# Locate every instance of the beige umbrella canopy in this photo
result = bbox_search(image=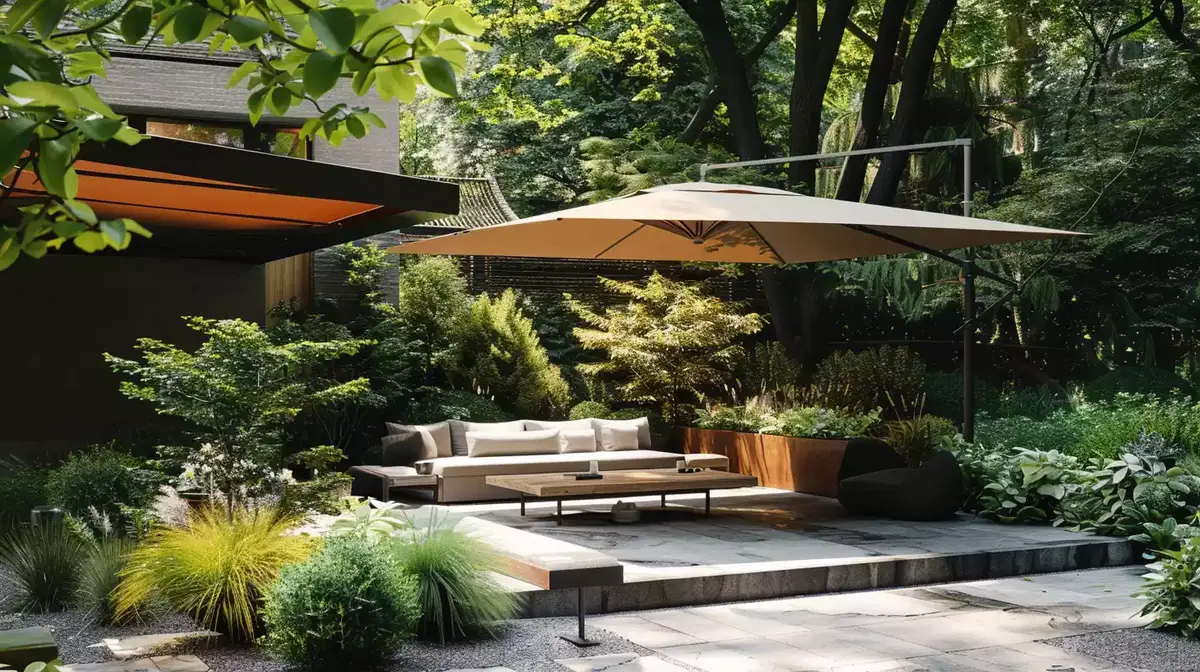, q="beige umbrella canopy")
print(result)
[387,182,1081,264]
